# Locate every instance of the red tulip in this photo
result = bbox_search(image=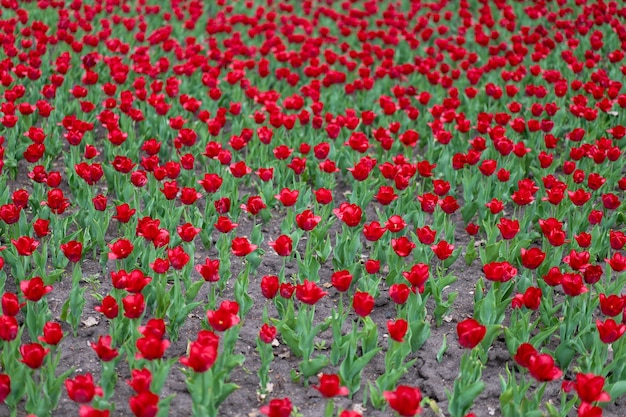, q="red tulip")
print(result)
[513,343,537,368]
[389,284,410,305]
[11,236,39,256]
[384,385,423,417]
[129,391,159,417]
[20,343,49,369]
[295,280,328,305]
[269,235,293,257]
[1,293,24,316]
[214,216,238,233]
[572,373,610,403]
[0,374,10,404]
[167,246,190,270]
[91,335,119,362]
[259,324,277,344]
[352,291,375,317]
[206,300,240,332]
[180,336,218,373]
[122,293,145,319]
[260,275,279,299]
[177,223,201,242]
[387,319,409,342]
[431,240,454,260]
[260,397,292,417]
[457,318,486,349]
[391,236,415,257]
[275,188,299,207]
[599,294,625,317]
[136,336,170,360]
[527,353,563,382]
[520,247,545,269]
[363,221,387,241]
[94,295,119,319]
[312,373,349,398]
[333,202,363,227]
[231,237,257,257]
[295,210,321,231]
[596,319,626,344]
[108,238,134,260]
[0,315,19,341]
[61,240,83,263]
[20,277,52,302]
[331,270,353,292]
[65,373,103,403]
[415,226,436,245]
[0,204,21,224]
[38,321,64,345]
